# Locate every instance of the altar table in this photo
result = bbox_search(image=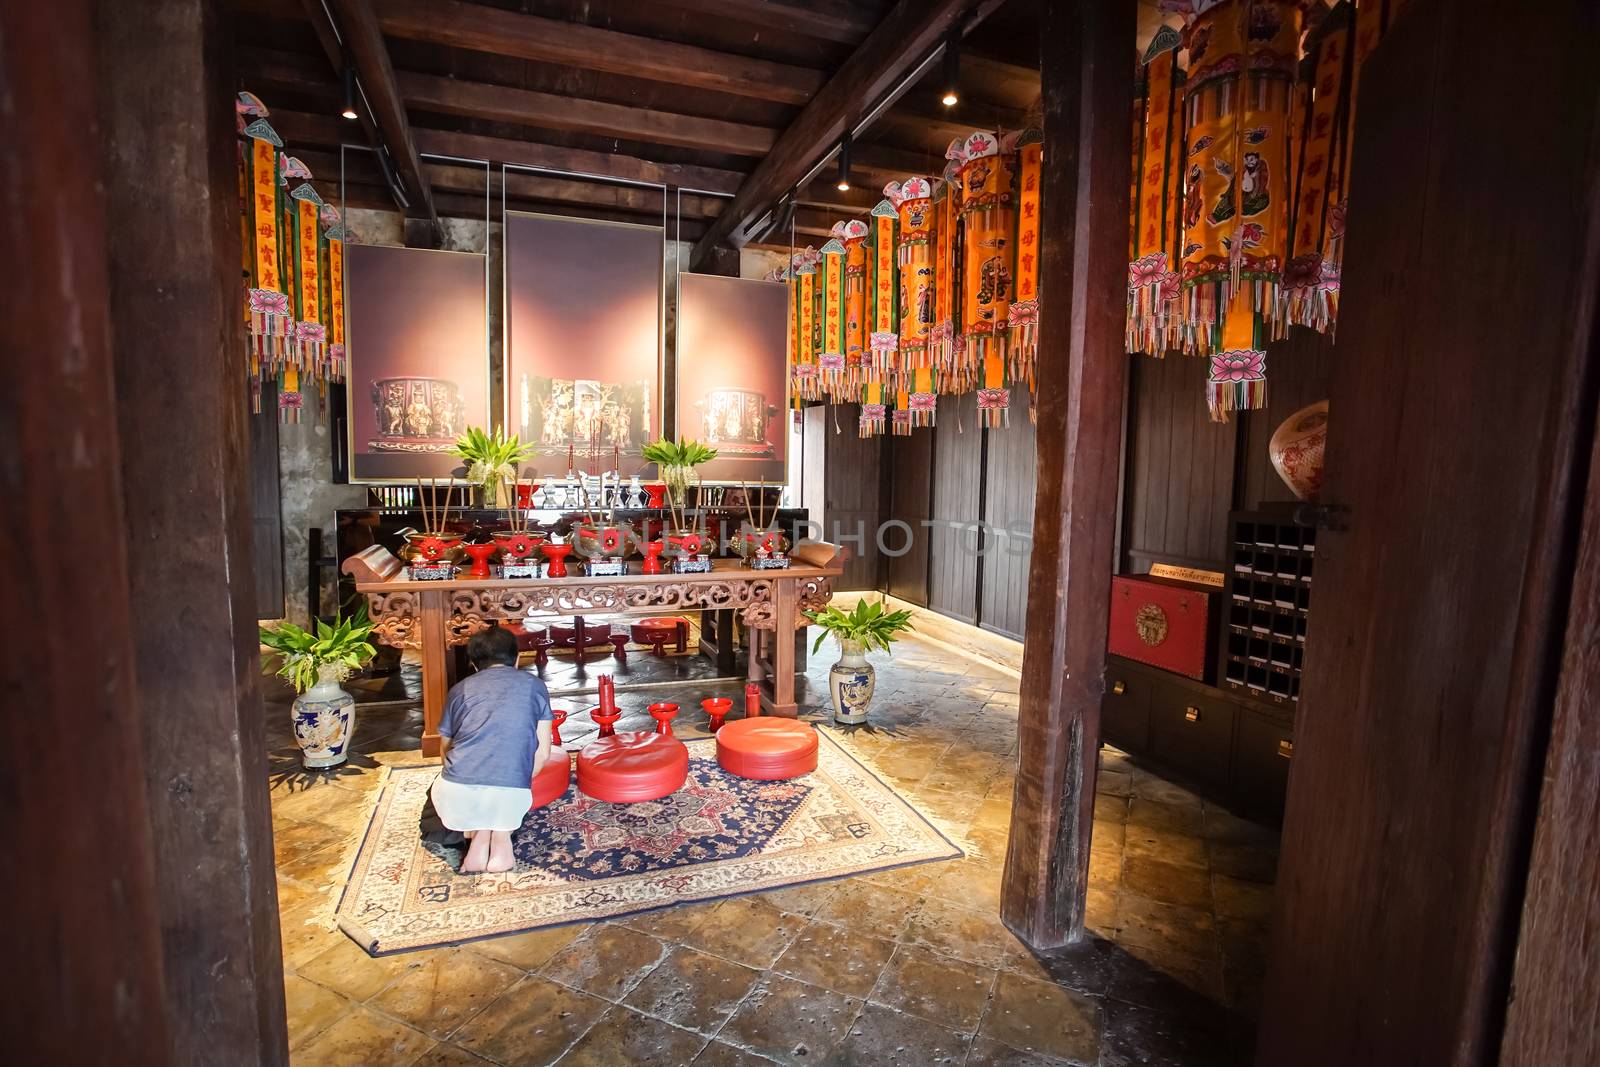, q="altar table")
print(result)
[348,548,841,757]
